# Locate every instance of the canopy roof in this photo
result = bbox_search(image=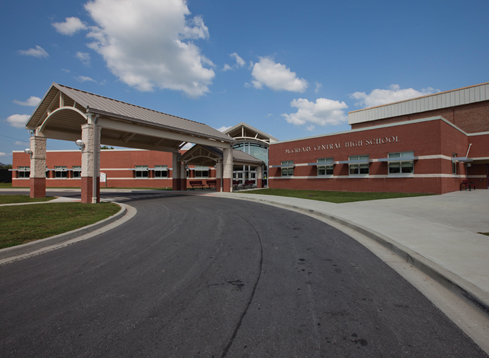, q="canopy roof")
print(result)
[181,144,264,166]
[27,83,234,152]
